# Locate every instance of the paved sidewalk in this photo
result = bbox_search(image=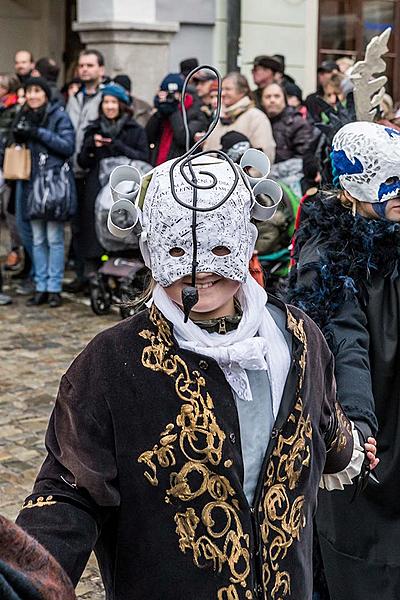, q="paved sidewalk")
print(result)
[0,291,118,599]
